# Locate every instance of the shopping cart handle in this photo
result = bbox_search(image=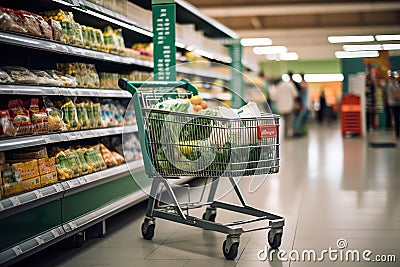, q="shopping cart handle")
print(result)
[118,78,199,96]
